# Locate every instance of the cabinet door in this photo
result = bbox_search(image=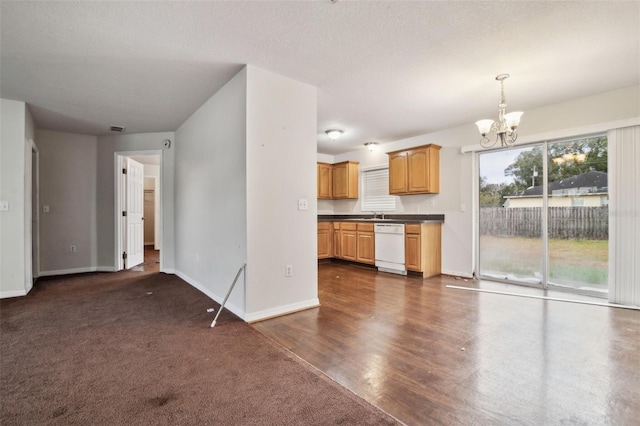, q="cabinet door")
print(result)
[341,230,357,261]
[317,163,333,199]
[405,232,421,272]
[333,225,342,258]
[356,231,375,264]
[407,148,430,193]
[317,224,332,259]
[388,152,408,194]
[332,164,347,198]
[408,146,440,194]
